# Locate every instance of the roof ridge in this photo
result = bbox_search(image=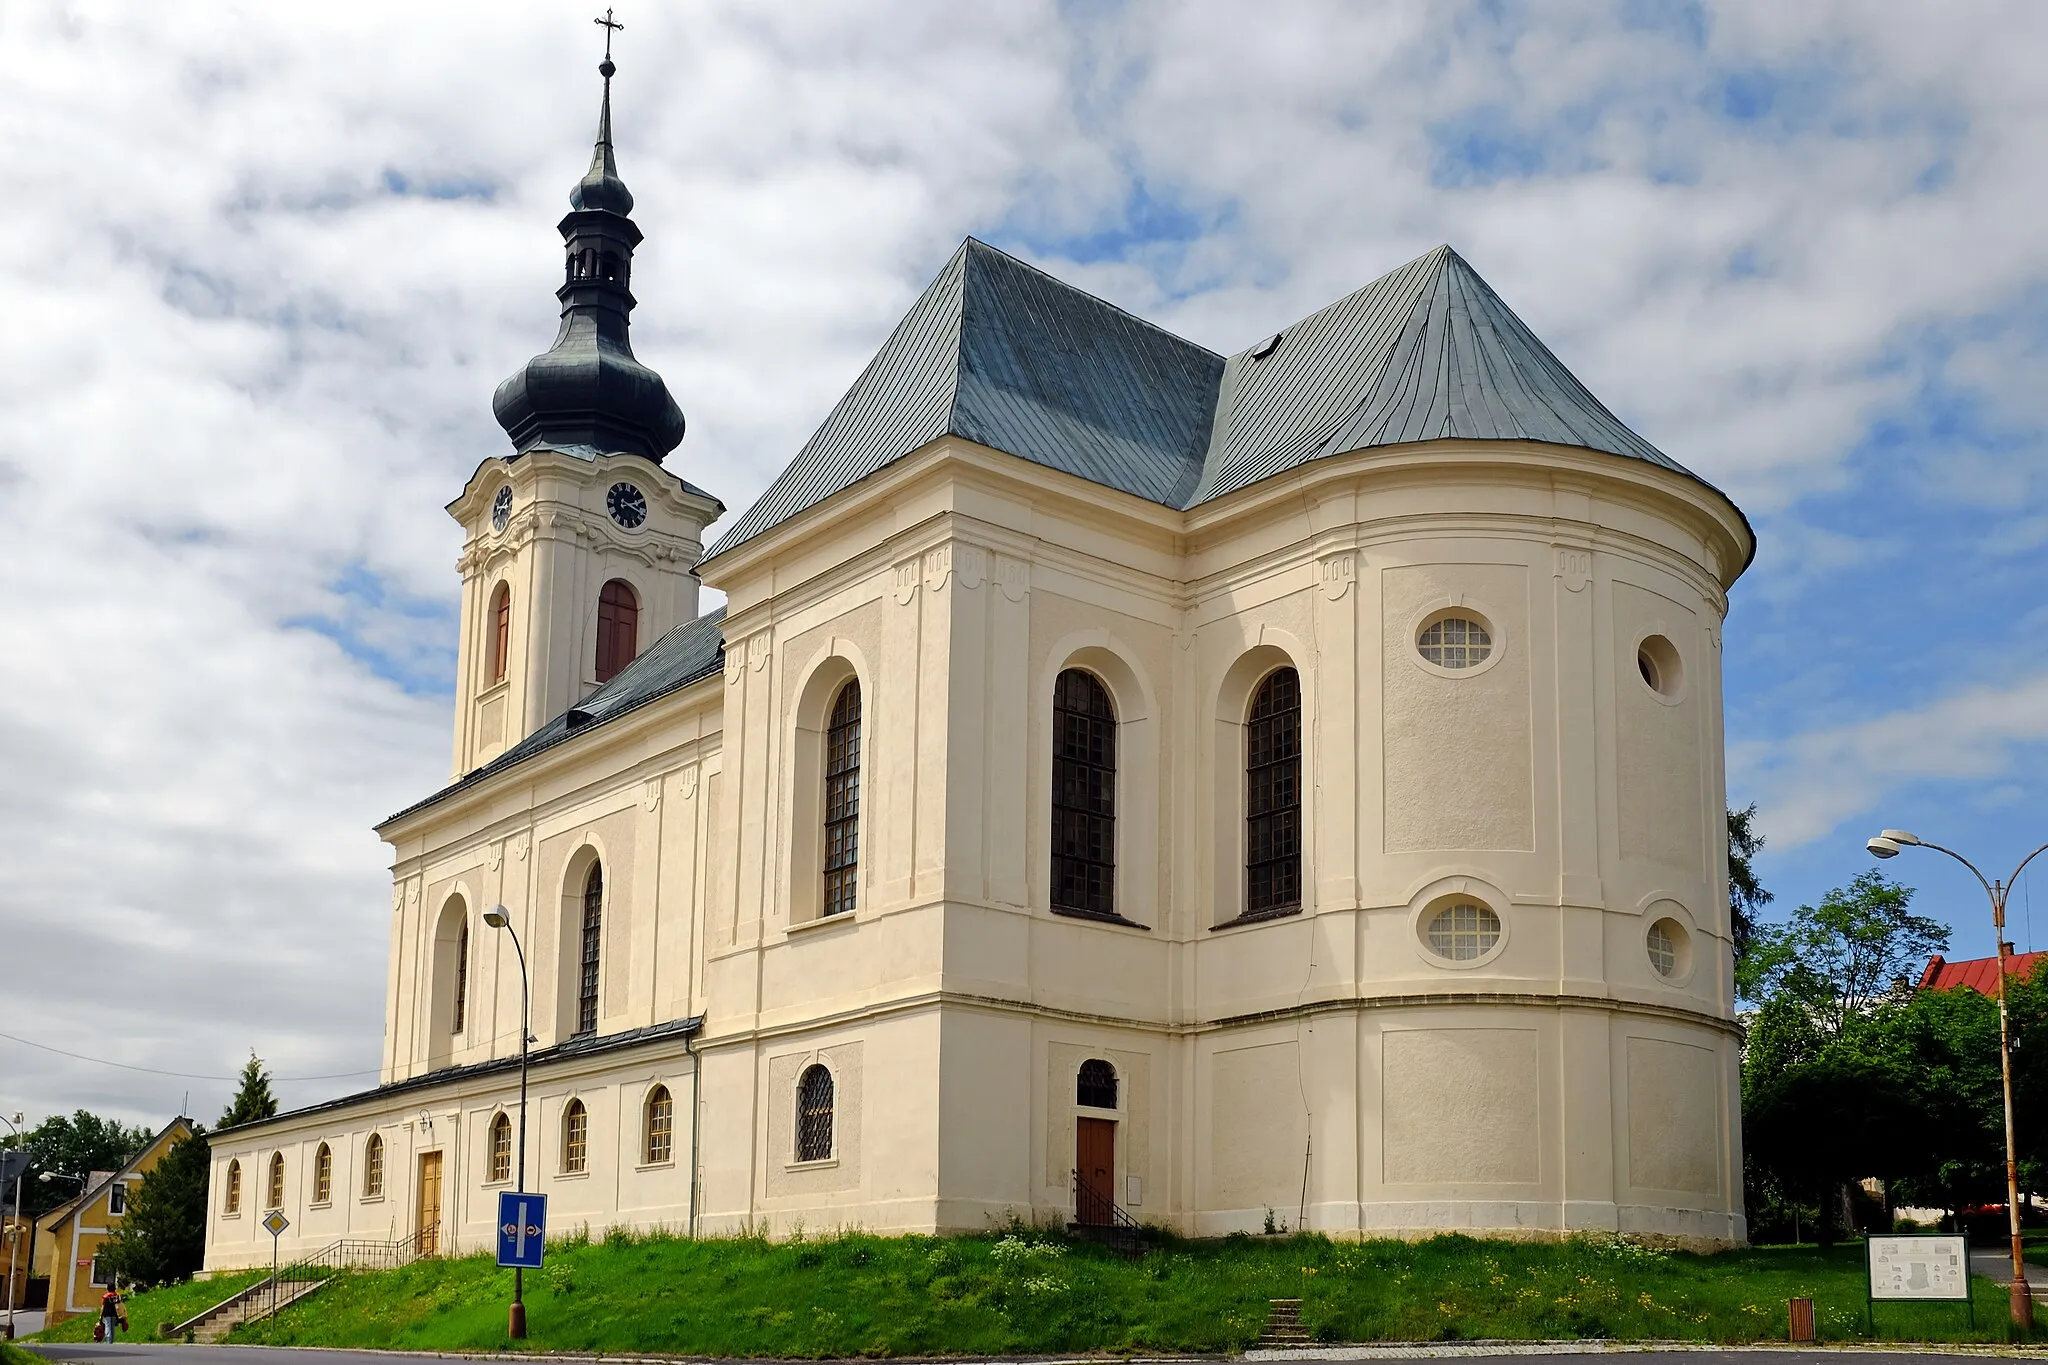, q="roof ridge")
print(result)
[960,236,1220,360]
